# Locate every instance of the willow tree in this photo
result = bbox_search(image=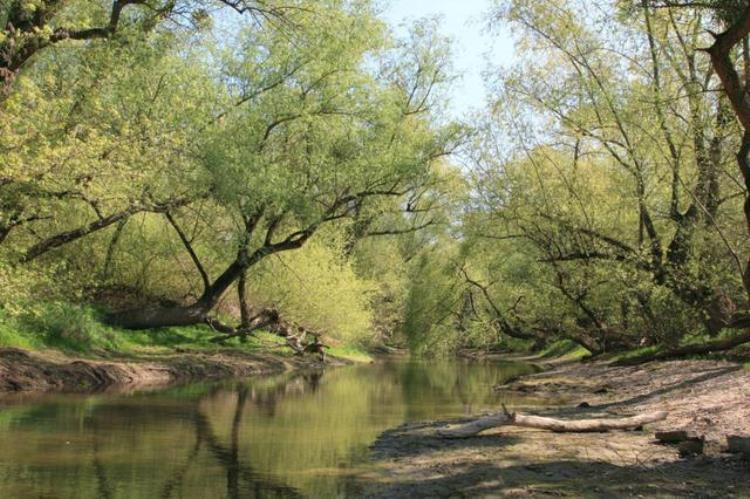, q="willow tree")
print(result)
[109,1,463,329]
[464,0,749,352]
